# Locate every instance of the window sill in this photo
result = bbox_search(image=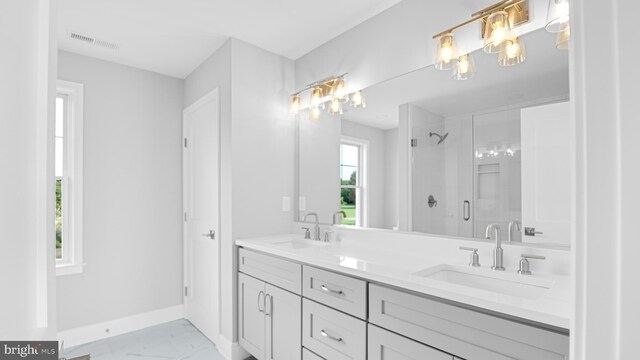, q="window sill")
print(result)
[56,263,84,276]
